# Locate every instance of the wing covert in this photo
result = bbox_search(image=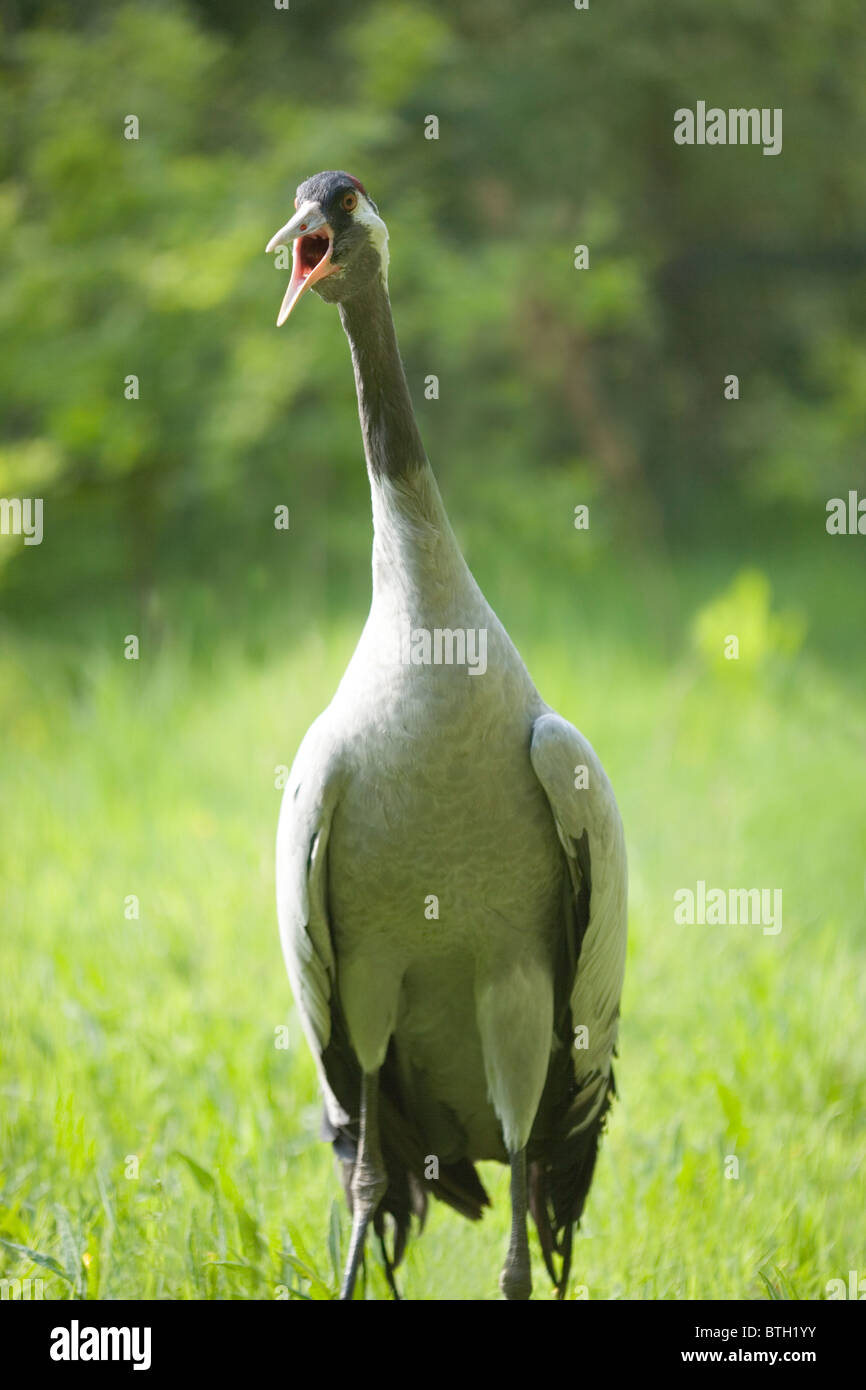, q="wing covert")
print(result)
[530,710,627,1110]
